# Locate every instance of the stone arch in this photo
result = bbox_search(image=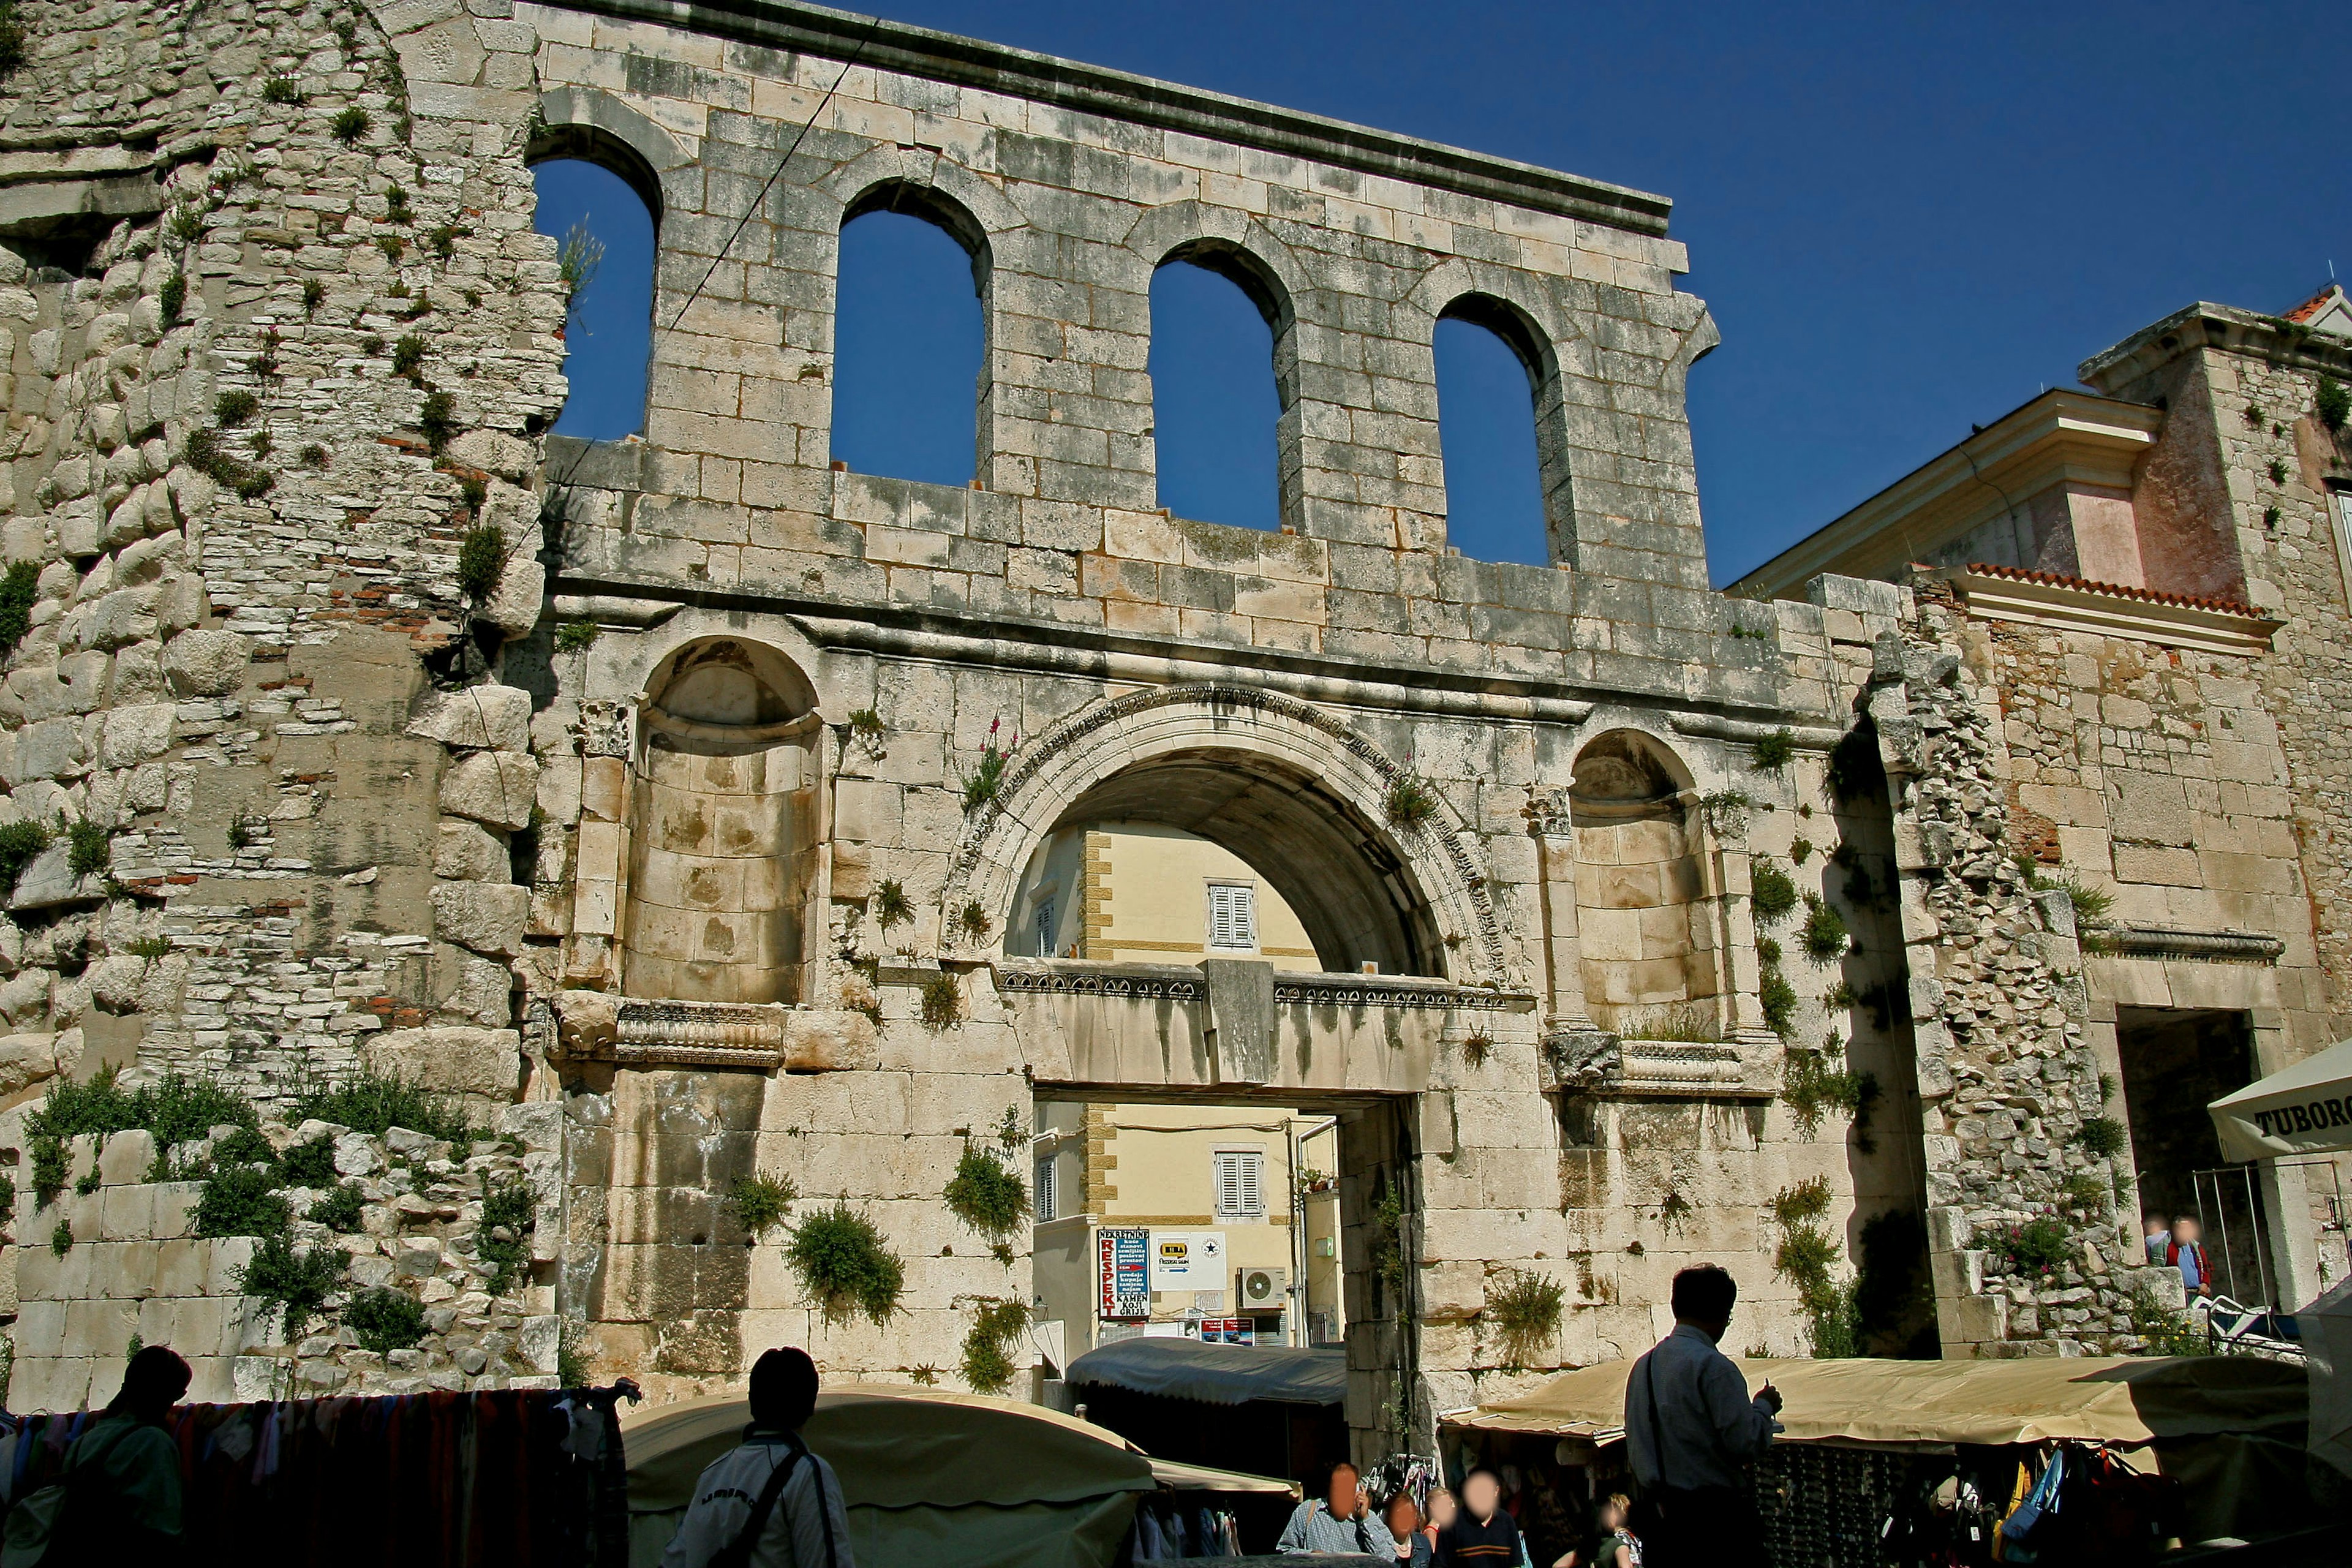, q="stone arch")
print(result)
[816,144,1029,244]
[618,636,825,1007]
[530,87,696,222]
[941,685,1505,982]
[1566,727,1732,1038]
